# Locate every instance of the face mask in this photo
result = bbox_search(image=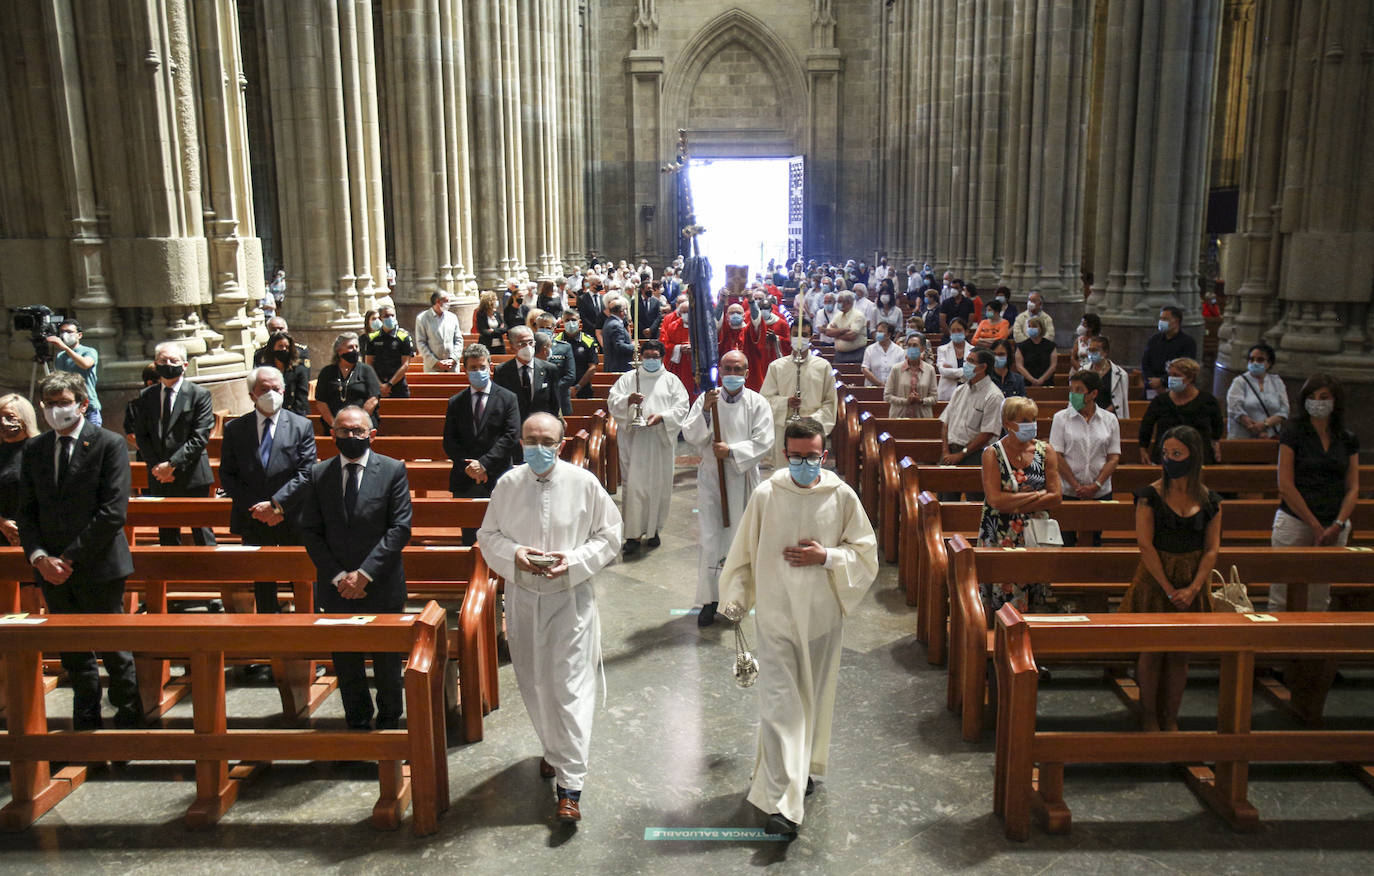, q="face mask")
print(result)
[994,355,1007,369]
[1075,325,1088,337]
[927,300,938,310]
[880,296,891,305]
[1069,392,1086,411]
[1305,398,1334,419]
[788,457,822,487]
[985,310,995,321]
[1162,456,1192,479]
[1157,319,1171,332]
[43,404,81,432]
[823,303,835,313]
[255,390,283,416]
[61,332,79,347]
[156,362,184,381]
[468,367,491,389]
[1014,422,1037,442]
[1247,361,1267,376]
[1027,303,1040,313]
[875,332,887,344]
[273,349,292,365]
[523,444,559,475]
[906,347,923,361]
[516,345,534,363]
[962,361,976,380]
[370,319,382,332]
[641,357,662,373]
[794,338,811,354]
[564,321,580,335]
[1167,375,1185,392]
[340,350,359,365]
[721,375,746,392]
[382,317,397,331]
[729,314,744,329]
[949,332,965,344]
[336,434,371,460]
[1085,351,1102,364]
[1027,327,1041,339]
